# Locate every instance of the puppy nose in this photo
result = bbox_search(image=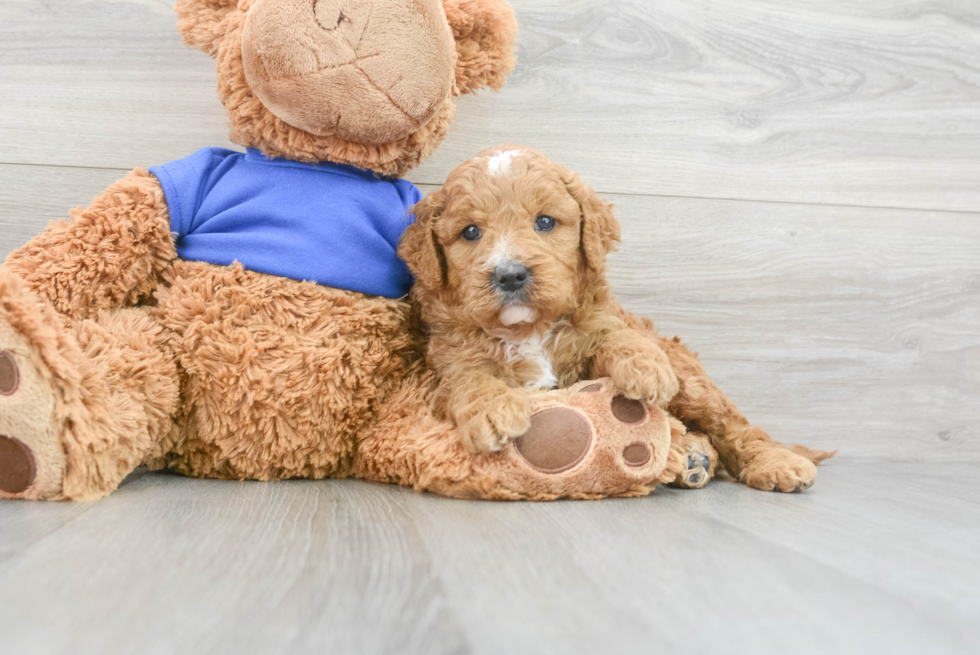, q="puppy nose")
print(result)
[494,262,530,292]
